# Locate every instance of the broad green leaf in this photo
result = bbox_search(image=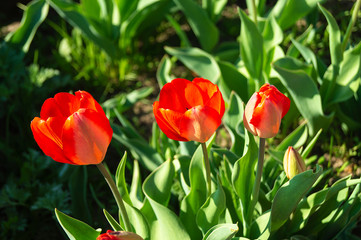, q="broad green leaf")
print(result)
[143,160,190,240]
[196,178,227,235]
[173,0,219,51]
[318,4,342,66]
[69,166,91,224]
[202,0,227,22]
[218,61,249,103]
[55,208,99,240]
[290,38,319,78]
[180,138,215,240]
[231,132,258,230]
[103,209,123,231]
[270,165,322,232]
[276,123,308,151]
[115,152,132,205]
[250,211,270,239]
[165,47,221,83]
[239,9,263,83]
[202,223,239,240]
[125,202,150,239]
[129,160,144,209]
[156,55,173,88]
[115,0,139,20]
[6,0,49,53]
[286,26,316,58]
[301,128,323,159]
[327,42,361,105]
[287,176,361,233]
[273,57,333,135]
[48,0,118,58]
[166,14,191,48]
[270,0,324,30]
[223,92,245,157]
[262,16,283,52]
[213,41,240,63]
